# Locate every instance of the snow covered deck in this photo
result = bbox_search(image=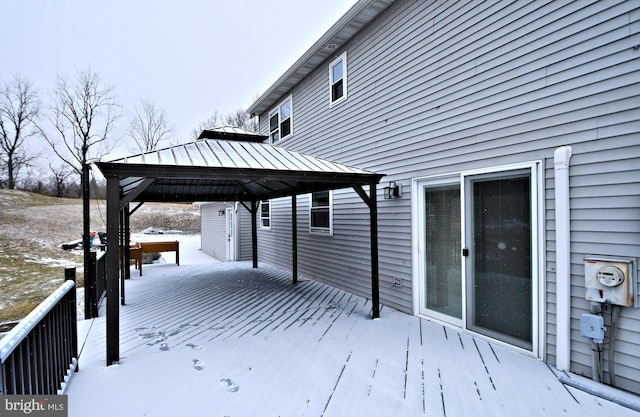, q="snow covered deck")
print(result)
[67,236,639,417]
